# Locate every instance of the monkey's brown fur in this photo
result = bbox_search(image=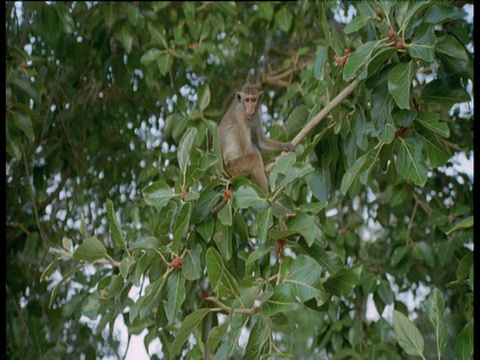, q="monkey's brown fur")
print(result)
[219,84,295,194]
